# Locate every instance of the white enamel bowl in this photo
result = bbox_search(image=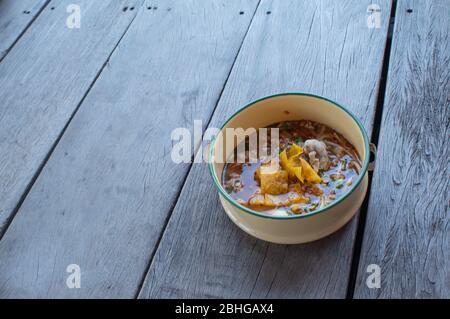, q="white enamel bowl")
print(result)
[208,93,370,244]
